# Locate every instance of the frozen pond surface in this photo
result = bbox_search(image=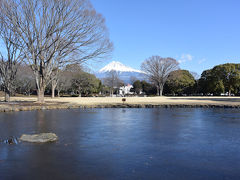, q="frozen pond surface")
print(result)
[0,108,240,180]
